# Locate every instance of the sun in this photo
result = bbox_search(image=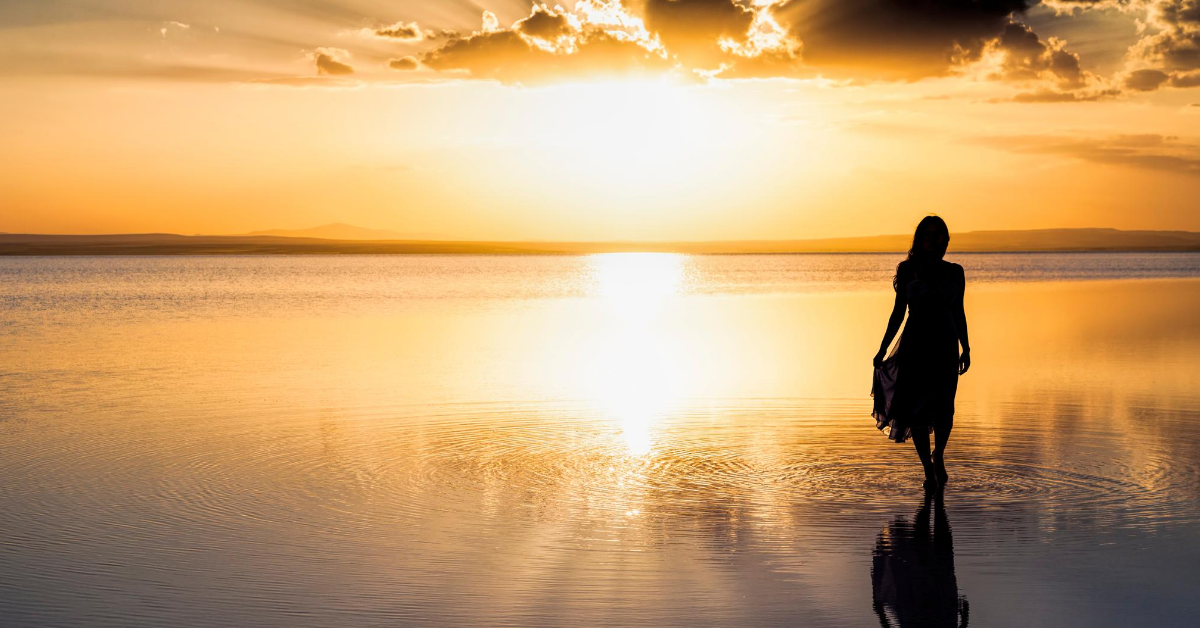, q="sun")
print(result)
[518,79,739,197]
